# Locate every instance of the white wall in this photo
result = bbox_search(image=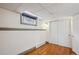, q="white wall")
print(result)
[0,8,43,29]
[72,15,79,54]
[0,8,47,55]
[0,31,47,55]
